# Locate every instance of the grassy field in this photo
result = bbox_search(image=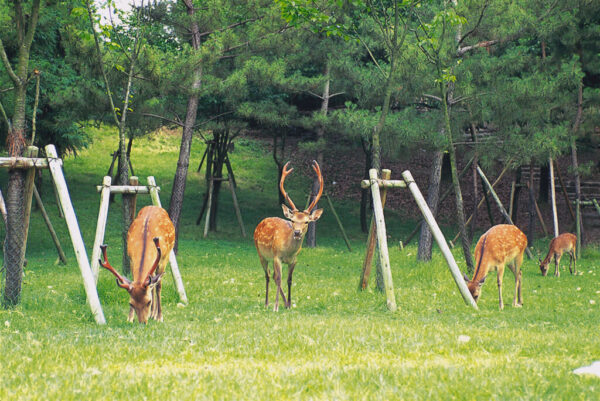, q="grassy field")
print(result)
[0,128,599,400]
